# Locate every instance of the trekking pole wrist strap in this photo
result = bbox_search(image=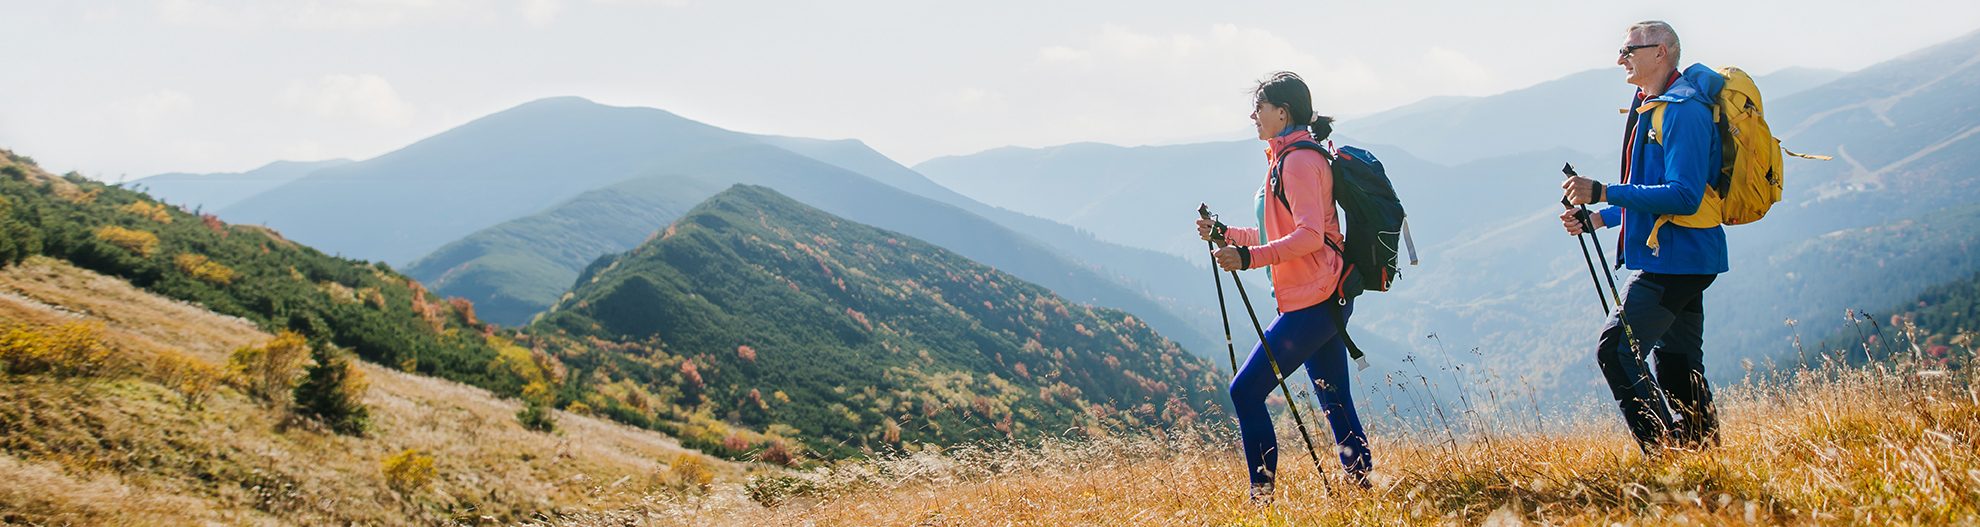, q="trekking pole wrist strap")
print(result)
[1235,246,1252,270]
